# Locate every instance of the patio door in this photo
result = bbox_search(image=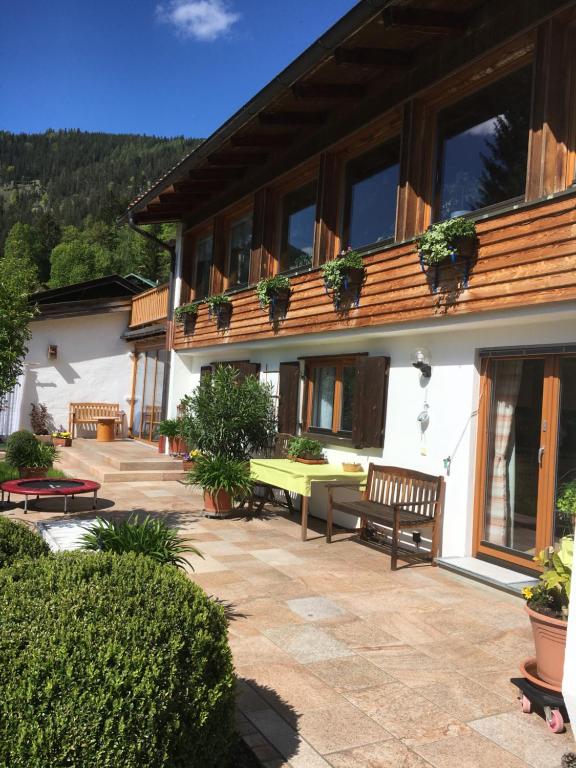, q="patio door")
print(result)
[130,348,167,443]
[474,353,576,571]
